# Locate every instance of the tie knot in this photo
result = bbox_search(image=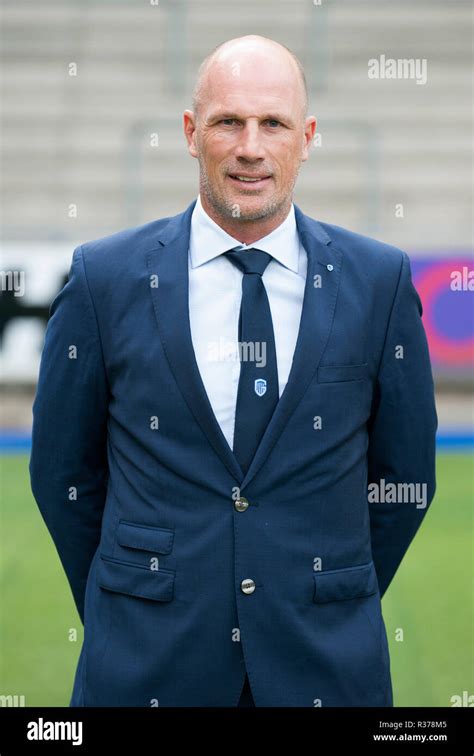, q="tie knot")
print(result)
[224,247,272,276]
